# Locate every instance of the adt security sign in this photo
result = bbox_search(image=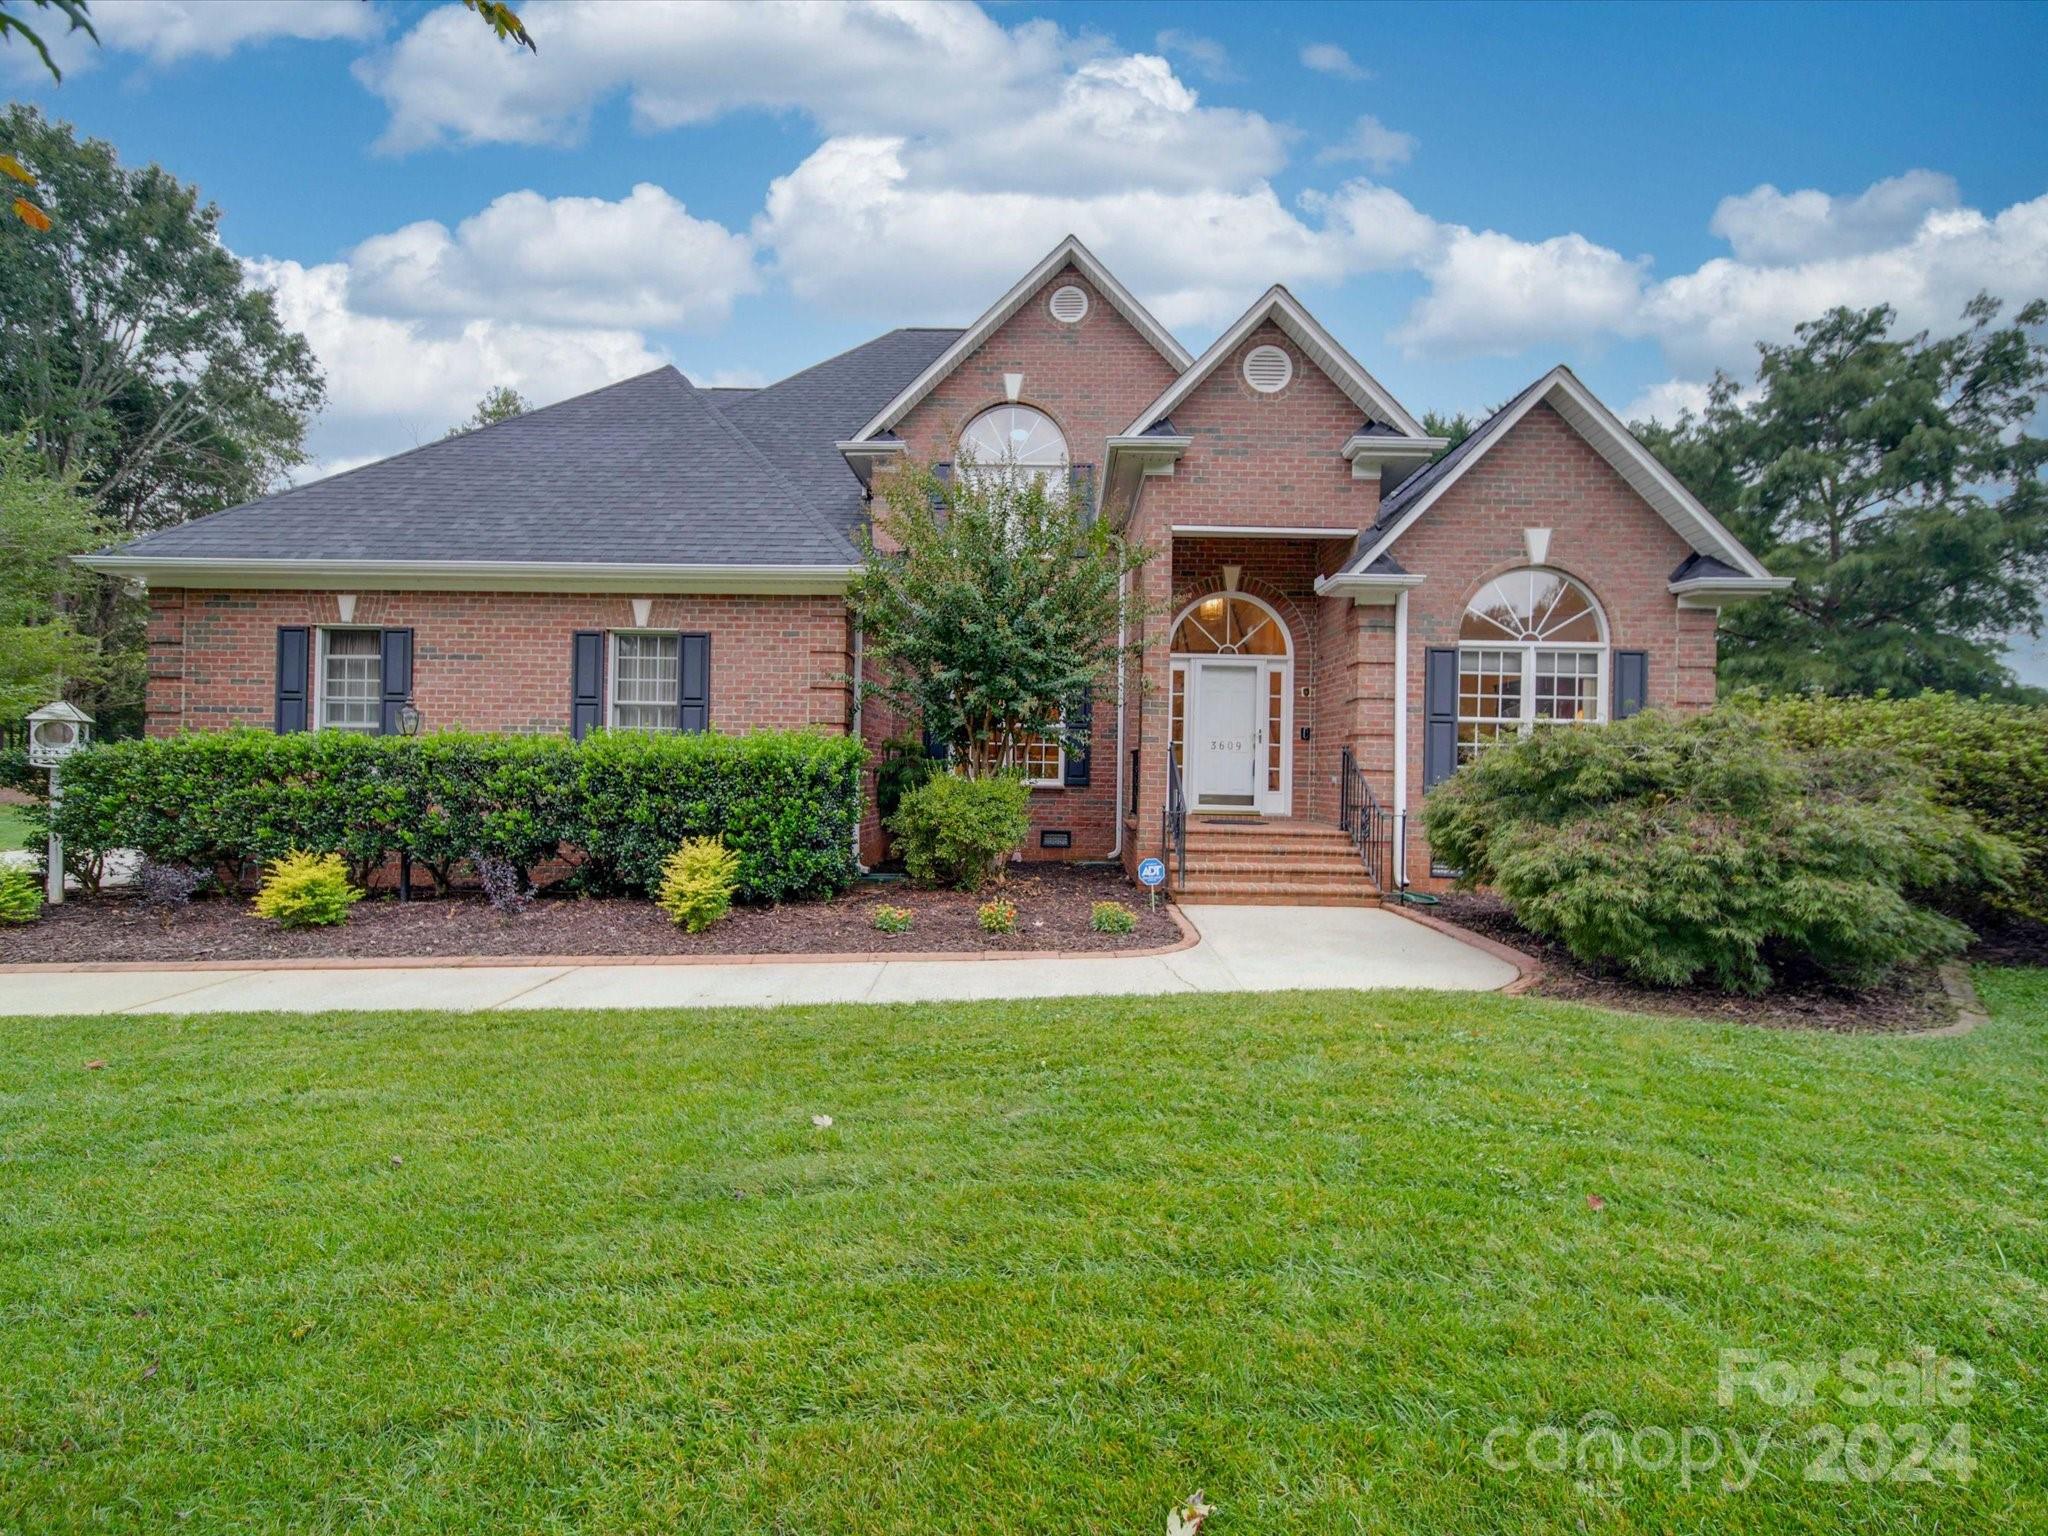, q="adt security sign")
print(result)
[1137,857,1167,888]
